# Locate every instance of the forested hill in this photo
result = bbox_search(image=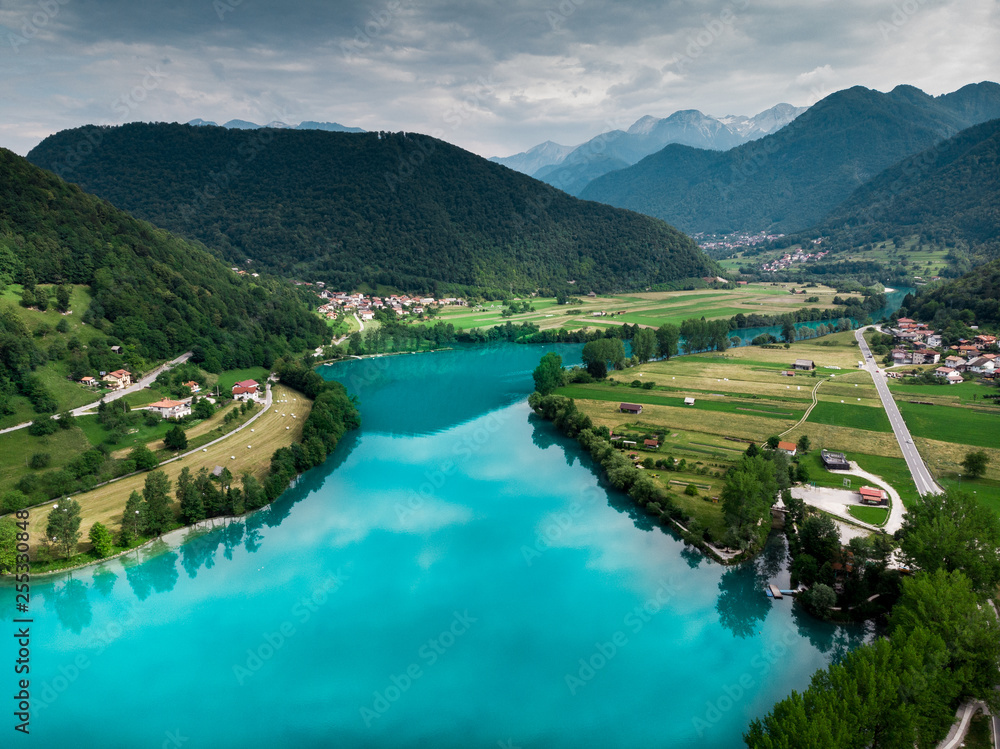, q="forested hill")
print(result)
[902,258,1000,328]
[579,82,1000,235]
[26,124,717,295]
[814,118,1000,260]
[0,147,327,368]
